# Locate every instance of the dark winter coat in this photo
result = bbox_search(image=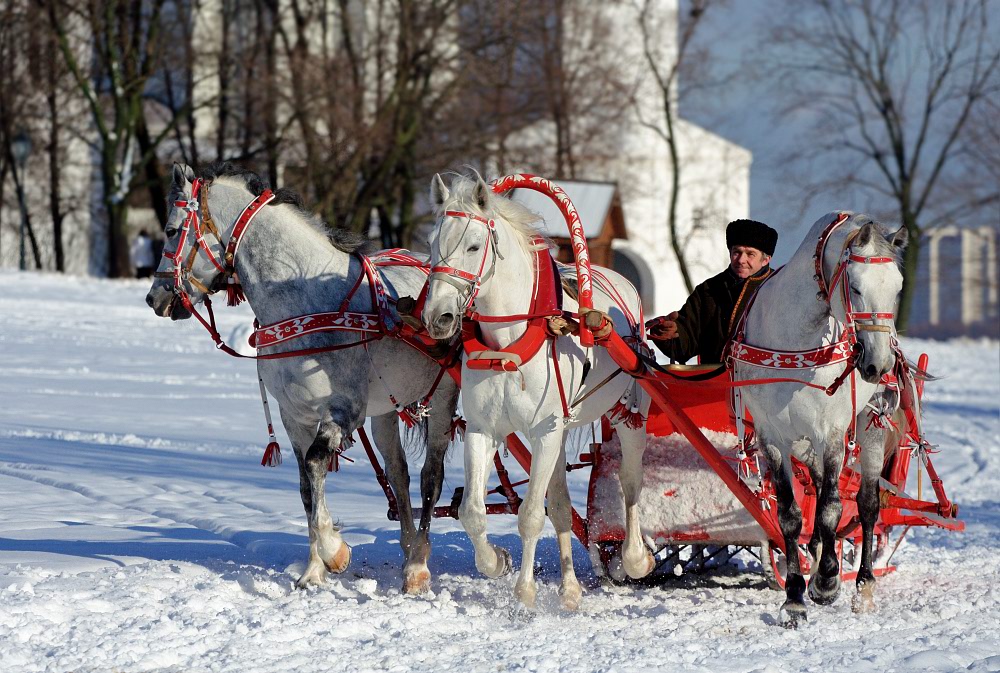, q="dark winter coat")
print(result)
[652,265,773,364]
